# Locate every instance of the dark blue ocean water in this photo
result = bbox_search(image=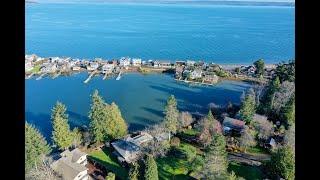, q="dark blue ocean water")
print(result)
[25,73,251,139]
[26,3,294,64]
